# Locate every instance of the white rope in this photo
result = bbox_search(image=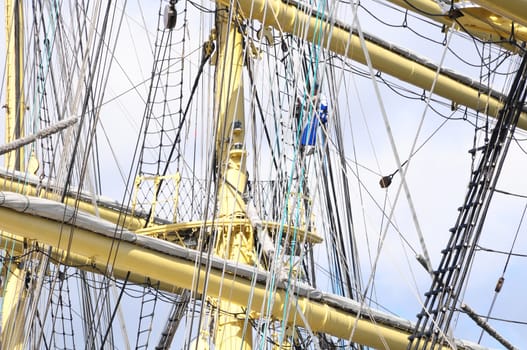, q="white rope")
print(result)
[348,15,458,348]
[0,116,78,155]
